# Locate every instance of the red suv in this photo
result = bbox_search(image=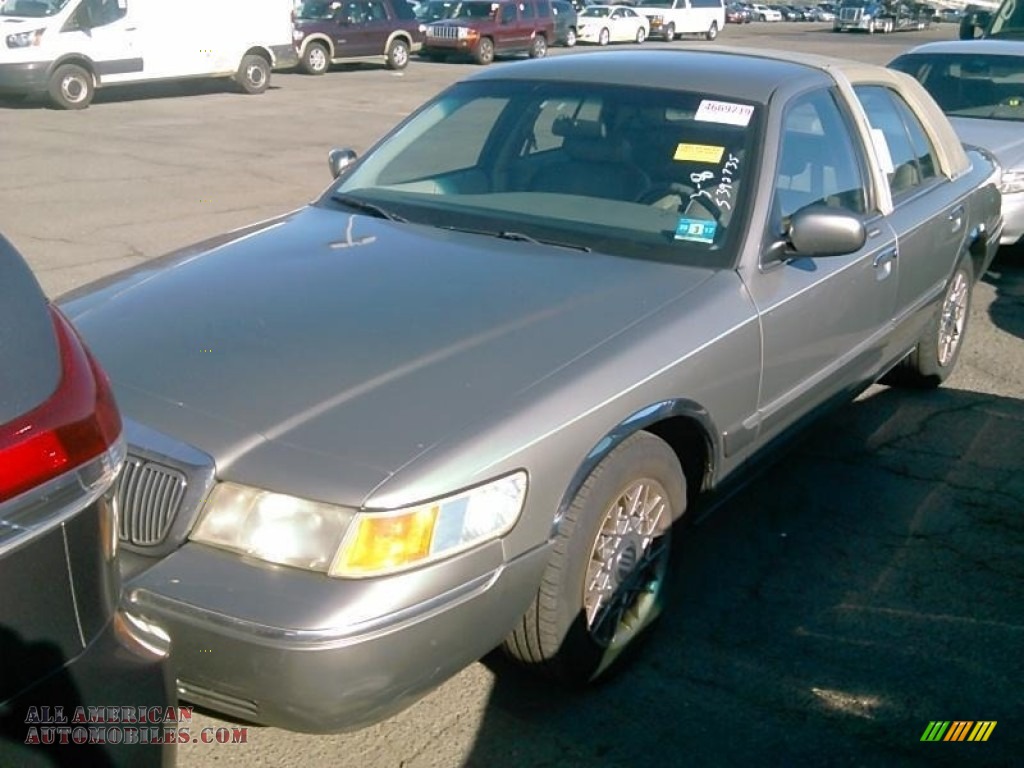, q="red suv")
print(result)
[421,0,555,64]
